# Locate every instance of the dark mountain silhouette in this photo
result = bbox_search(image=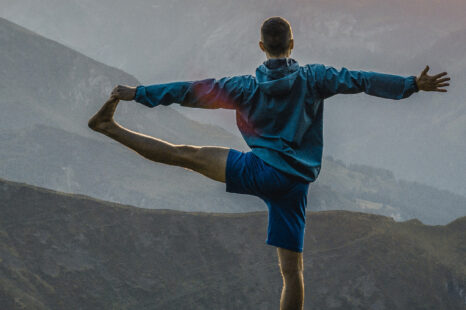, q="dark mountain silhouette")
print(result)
[1,178,465,309]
